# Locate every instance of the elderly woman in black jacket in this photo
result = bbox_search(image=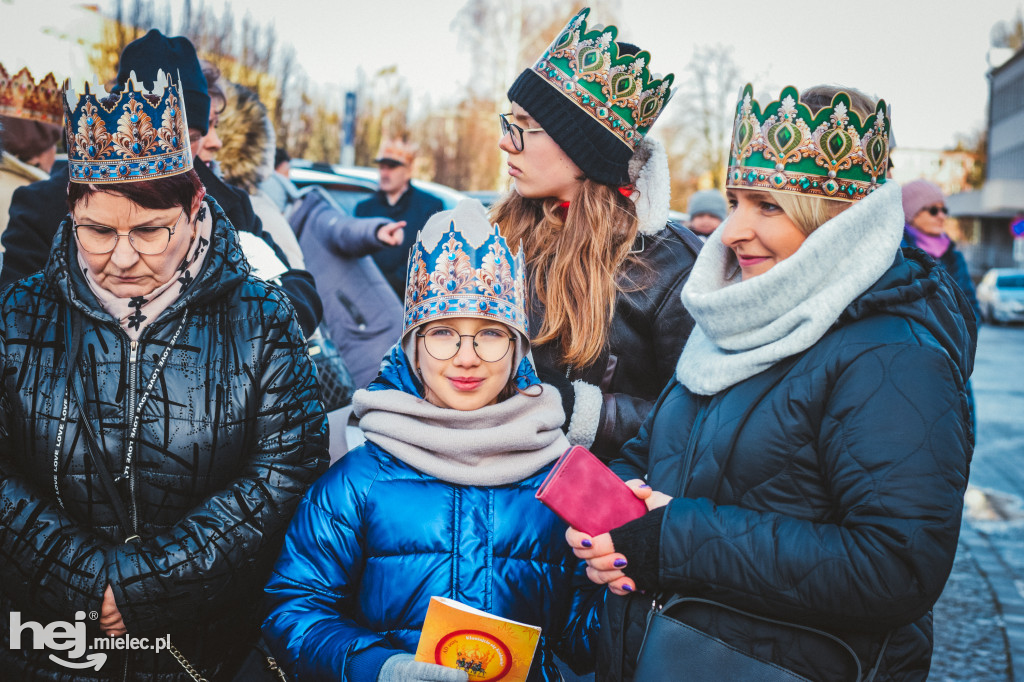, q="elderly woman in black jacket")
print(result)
[0,71,327,681]
[569,84,976,681]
